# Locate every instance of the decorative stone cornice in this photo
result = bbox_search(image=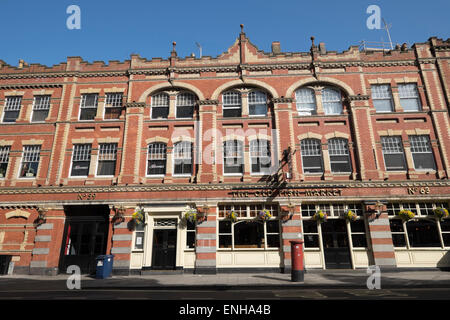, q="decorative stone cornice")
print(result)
[348,95,370,101]
[124,102,146,108]
[0,84,63,90]
[198,99,219,105]
[272,97,294,103]
[0,180,448,196]
[434,45,450,52]
[128,68,167,76]
[0,71,128,80]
